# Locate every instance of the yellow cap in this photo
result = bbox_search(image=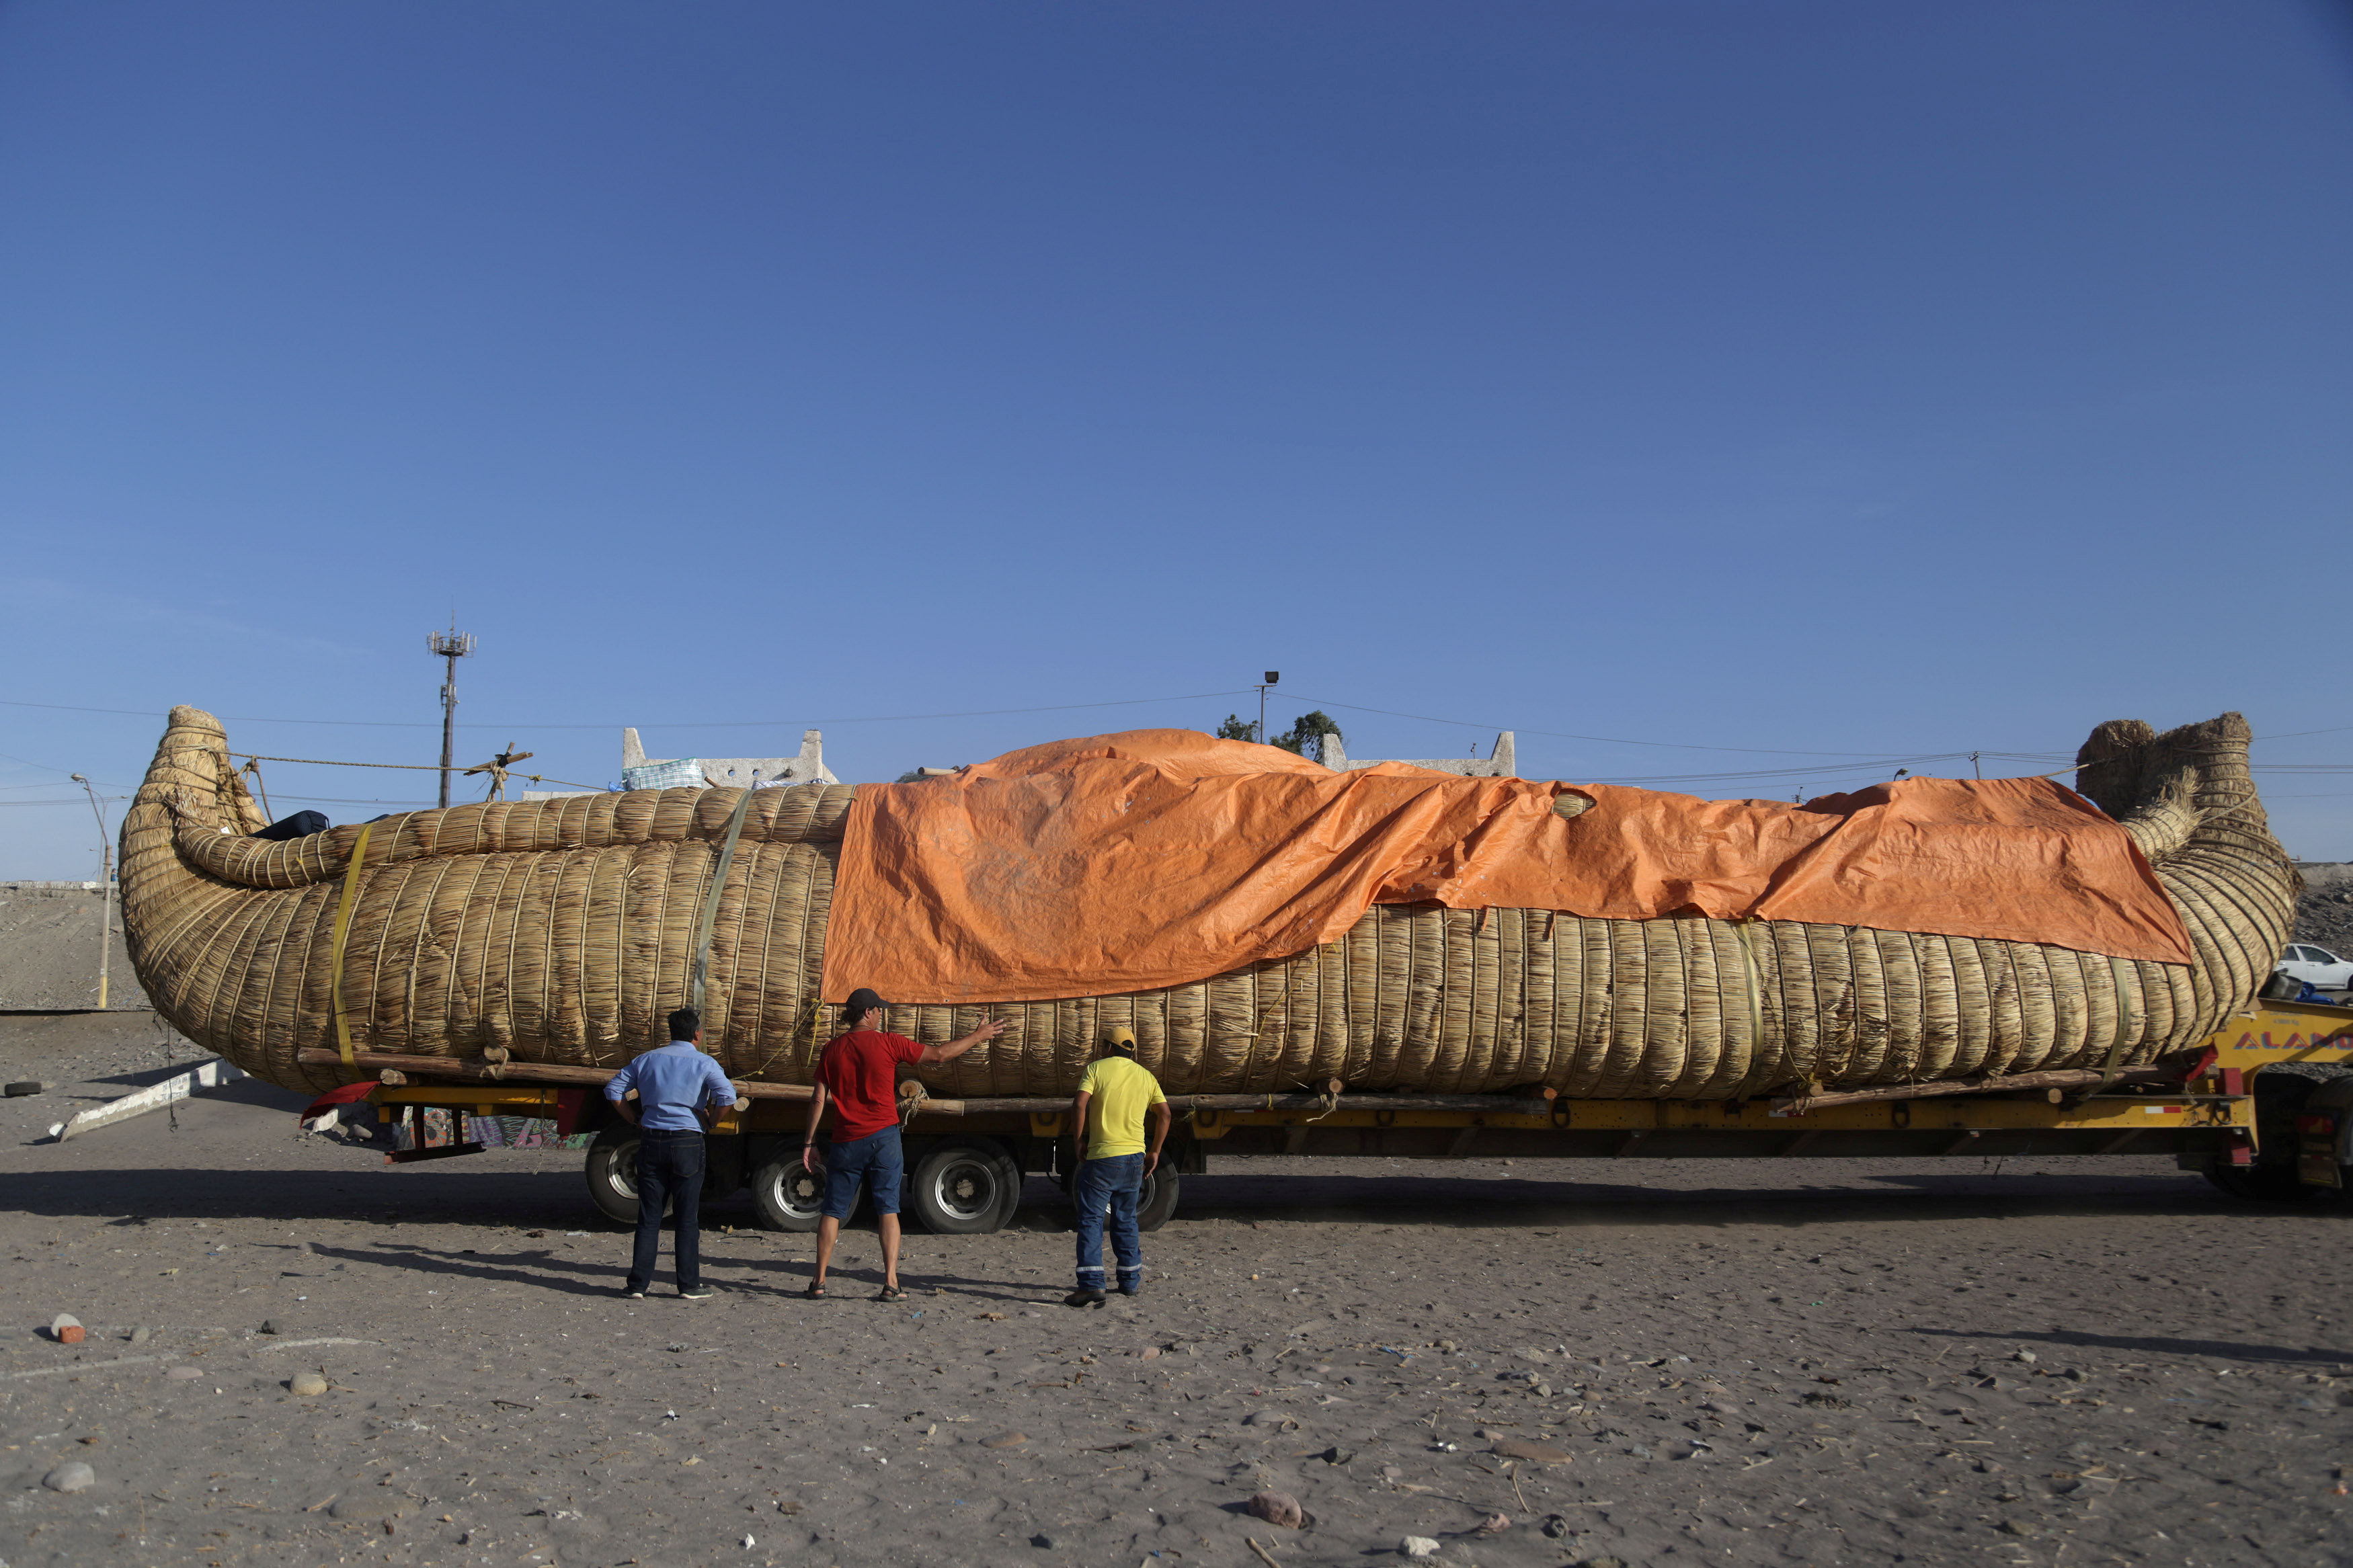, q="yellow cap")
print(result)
[1103,1026,1138,1052]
